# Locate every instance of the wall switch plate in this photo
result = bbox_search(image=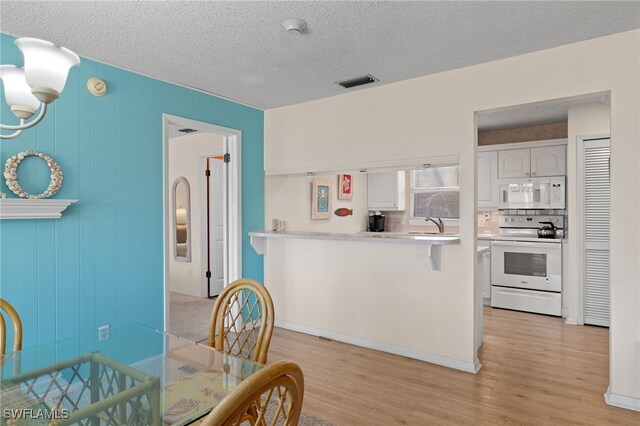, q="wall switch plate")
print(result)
[98,325,110,341]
